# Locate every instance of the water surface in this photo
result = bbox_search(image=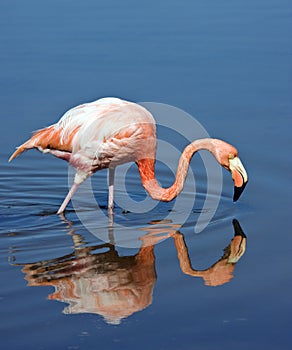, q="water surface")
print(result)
[0,1,291,349]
